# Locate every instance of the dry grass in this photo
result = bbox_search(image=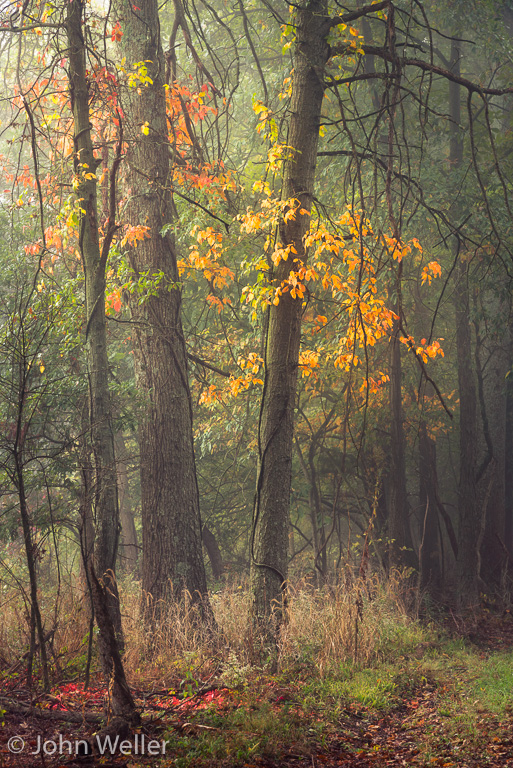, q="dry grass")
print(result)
[0,575,91,674]
[119,569,427,685]
[280,571,427,674]
[0,568,430,687]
